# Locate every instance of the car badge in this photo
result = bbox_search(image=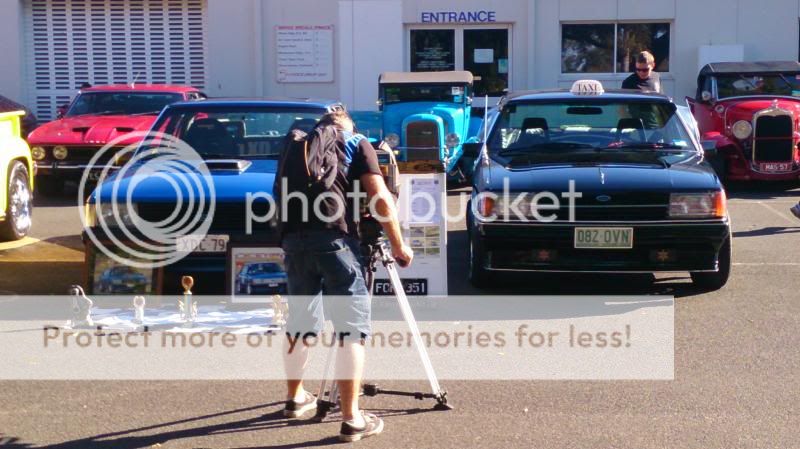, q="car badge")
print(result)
[596,195,611,203]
